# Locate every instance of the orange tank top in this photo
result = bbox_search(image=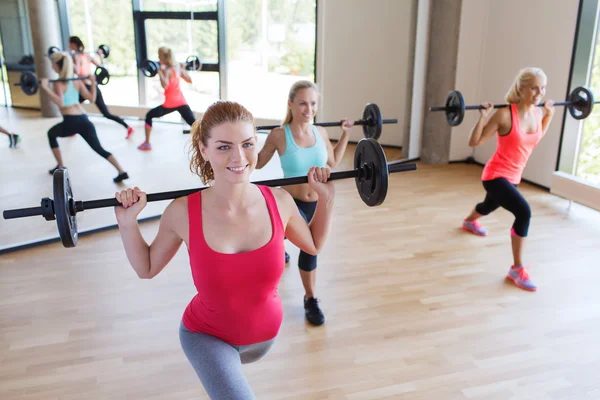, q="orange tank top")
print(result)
[74,53,91,77]
[163,67,188,108]
[481,103,543,184]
